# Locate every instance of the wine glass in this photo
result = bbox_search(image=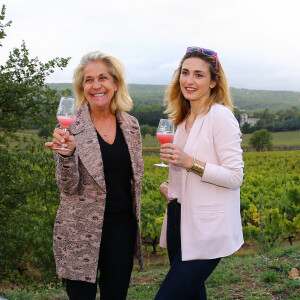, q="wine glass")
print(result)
[53,97,76,151]
[154,119,175,167]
